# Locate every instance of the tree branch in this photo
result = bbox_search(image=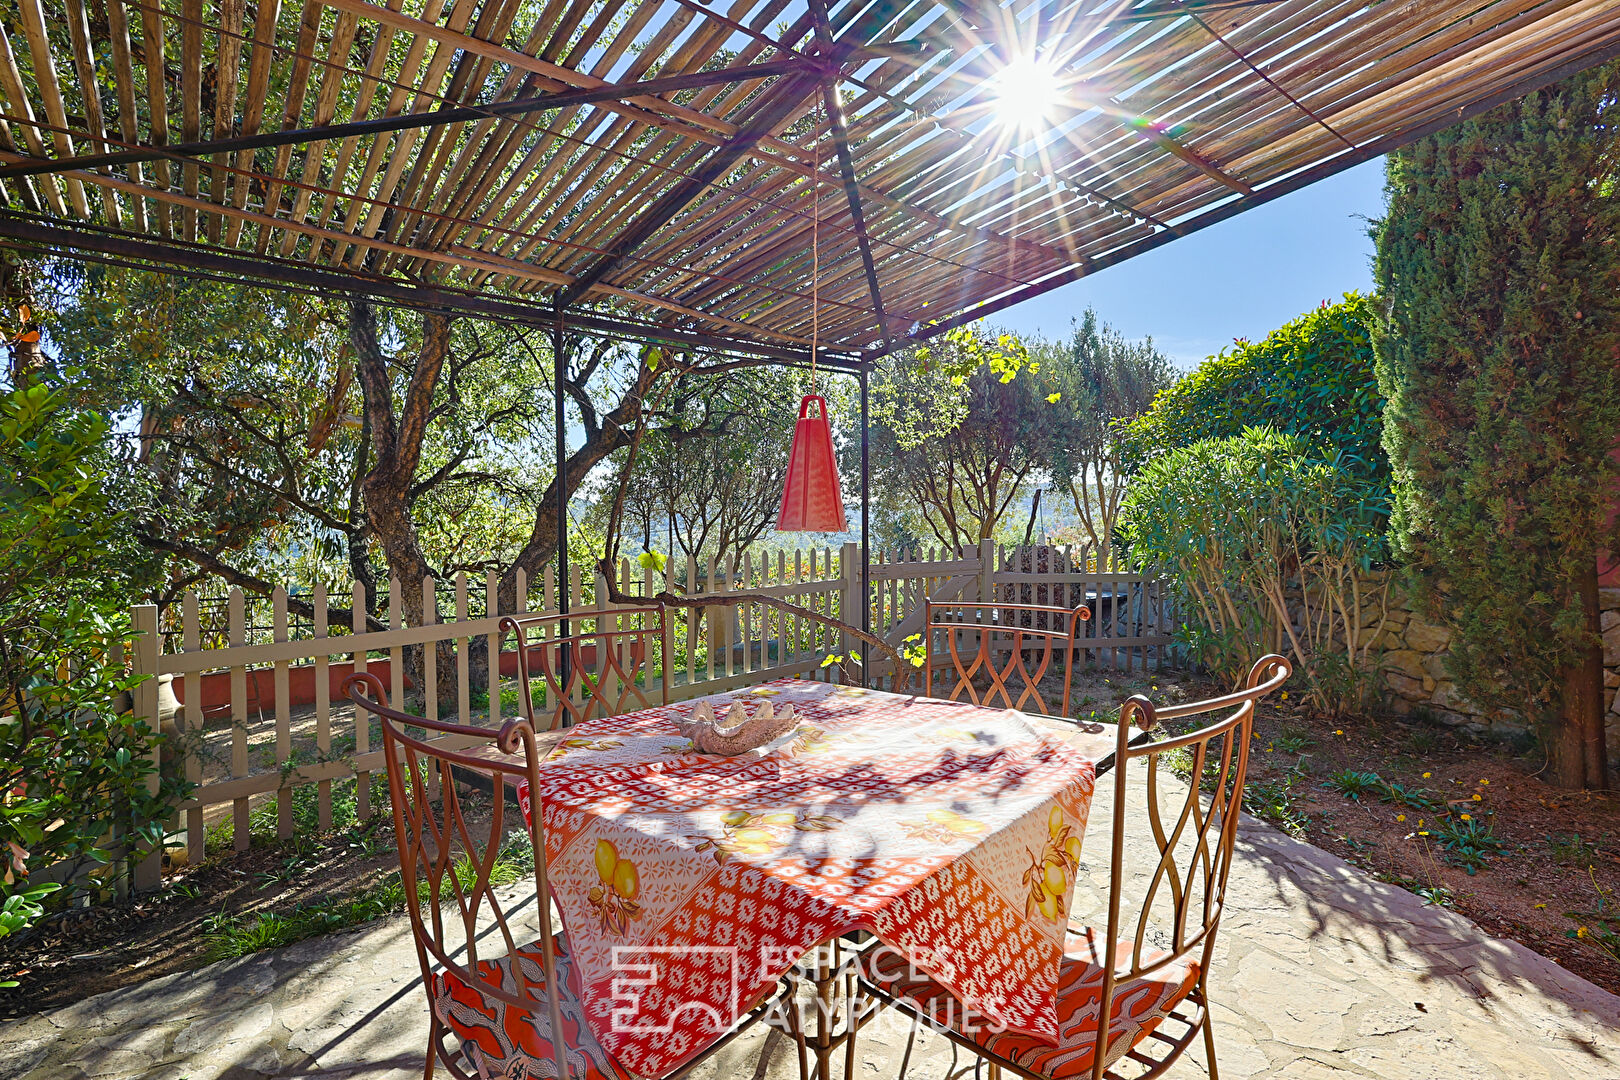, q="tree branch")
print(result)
[138,529,386,631]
